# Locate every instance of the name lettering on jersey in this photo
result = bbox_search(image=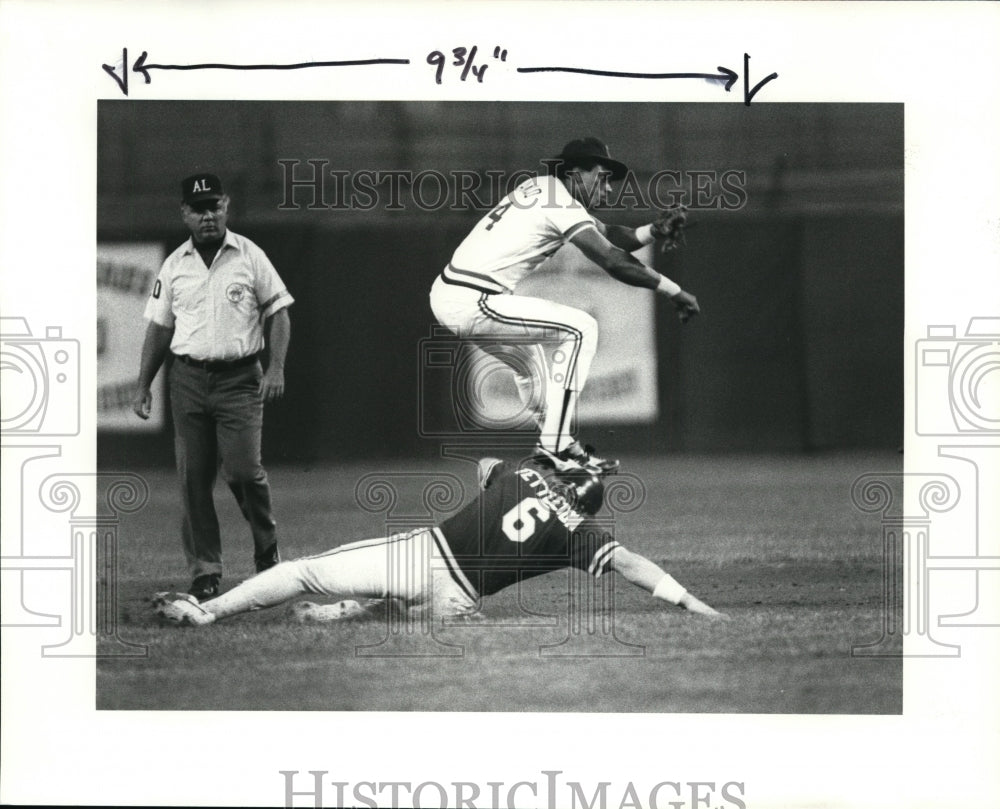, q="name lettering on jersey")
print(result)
[509,178,546,210]
[516,468,584,531]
